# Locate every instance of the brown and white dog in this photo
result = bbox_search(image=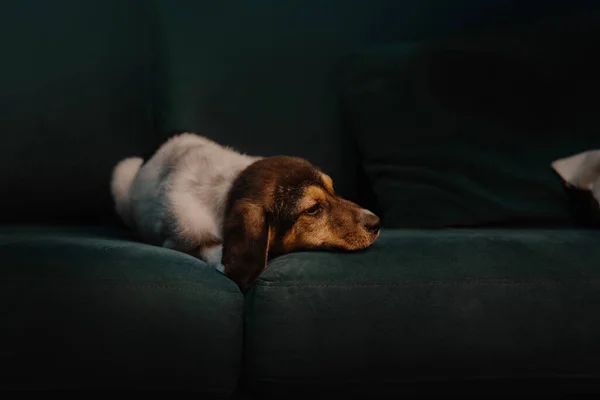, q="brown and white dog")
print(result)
[110,133,380,290]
